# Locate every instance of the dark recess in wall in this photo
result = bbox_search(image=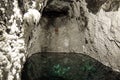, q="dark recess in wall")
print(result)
[21,52,120,80]
[42,9,69,18]
[85,0,107,14]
